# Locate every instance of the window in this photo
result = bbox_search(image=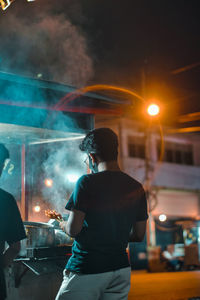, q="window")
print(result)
[158,141,194,165]
[128,136,145,159]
